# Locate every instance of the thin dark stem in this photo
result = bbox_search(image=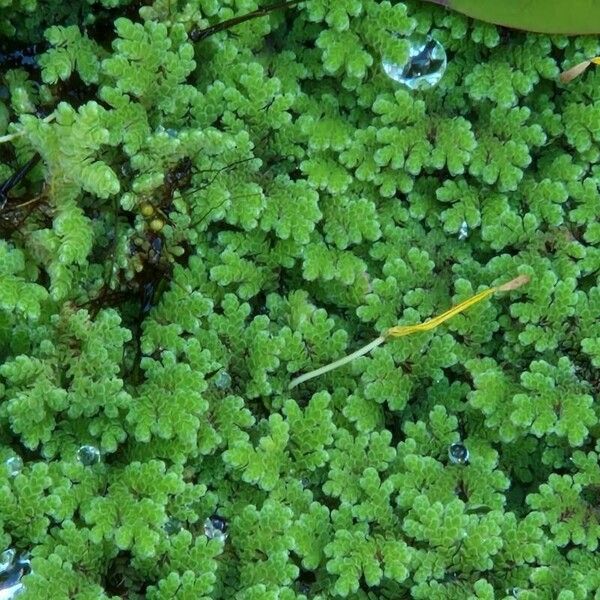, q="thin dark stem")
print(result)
[0,153,41,210]
[190,0,302,41]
